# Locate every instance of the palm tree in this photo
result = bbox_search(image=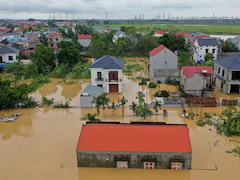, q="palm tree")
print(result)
[92,96,101,118]
[100,93,110,117]
[137,91,145,105]
[152,100,162,114]
[86,113,101,123]
[129,102,137,116]
[108,102,117,116]
[119,96,128,115]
